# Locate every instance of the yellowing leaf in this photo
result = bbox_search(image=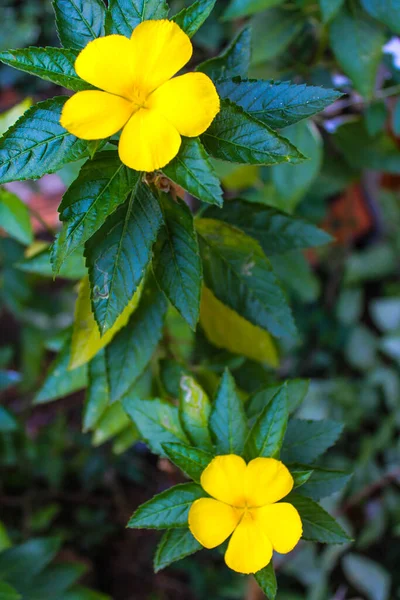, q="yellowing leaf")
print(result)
[69,276,142,369]
[200,287,279,367]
